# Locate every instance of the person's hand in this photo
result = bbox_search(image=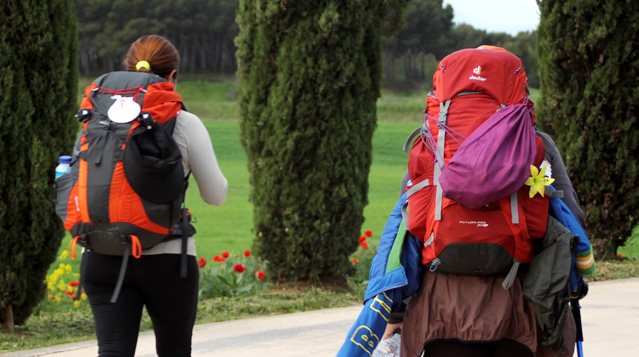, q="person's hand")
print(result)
[382,322,402,341]
[570,276,589,300]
